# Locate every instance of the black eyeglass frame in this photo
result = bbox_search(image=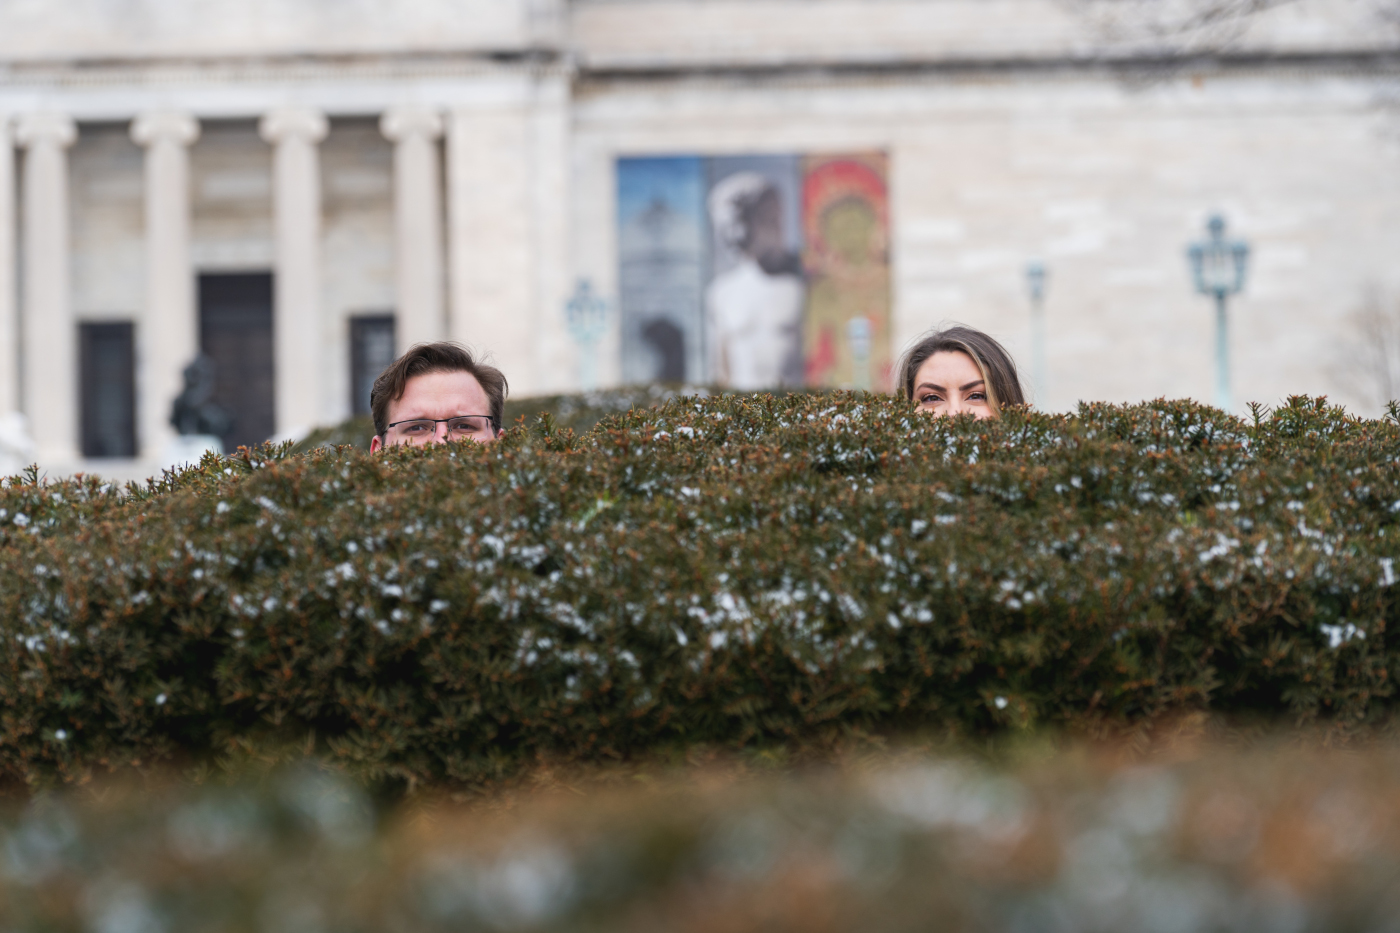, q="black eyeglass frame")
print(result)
[384,415,501,435]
